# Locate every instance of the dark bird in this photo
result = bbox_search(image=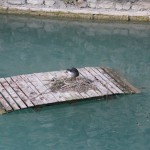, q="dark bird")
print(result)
[66,67,79,78]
